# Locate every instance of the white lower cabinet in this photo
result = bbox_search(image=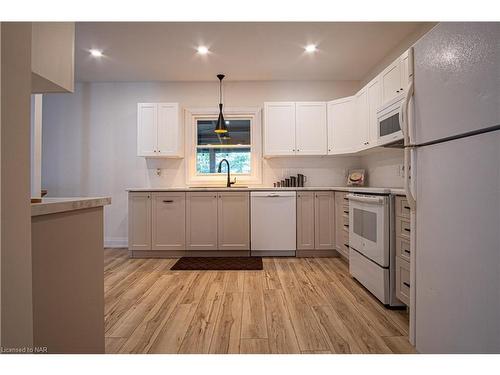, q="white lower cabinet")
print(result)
[297,192,315,250]
[151,192,186,251]
[217,192,250,250]
[314,192,336,249]
[129,191,250,253]
[296,191,335,252]
[128,192,152,251]
[186,192,219,250]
